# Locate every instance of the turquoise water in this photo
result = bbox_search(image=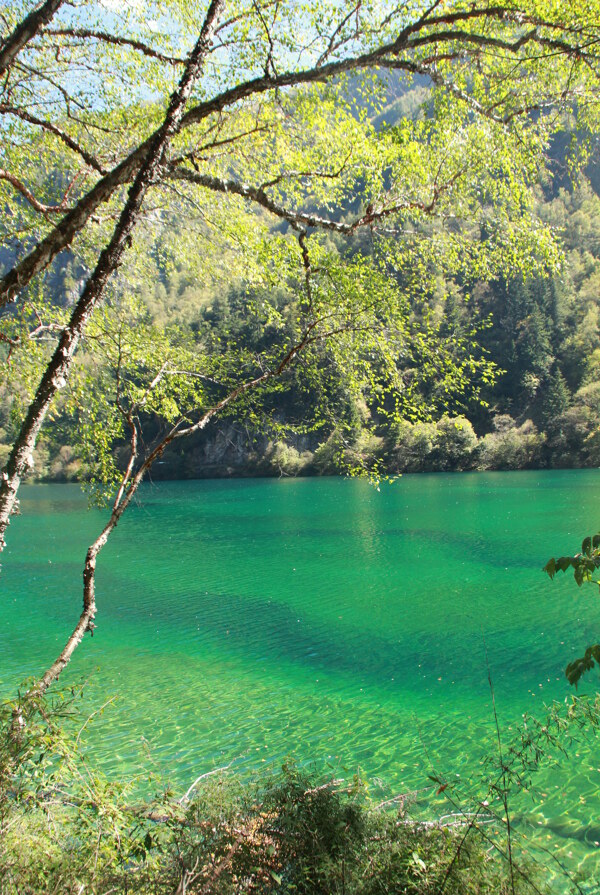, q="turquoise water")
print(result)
[2,471,600,888]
